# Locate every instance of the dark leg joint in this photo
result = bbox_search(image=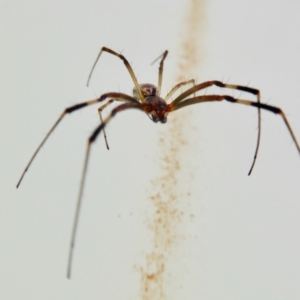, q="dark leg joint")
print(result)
[251,102,281,114]
[214,81,224,88]
[224,95,236,103]
[66,103,88,113]
[236,86,258,95]
[89,124,105,143]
